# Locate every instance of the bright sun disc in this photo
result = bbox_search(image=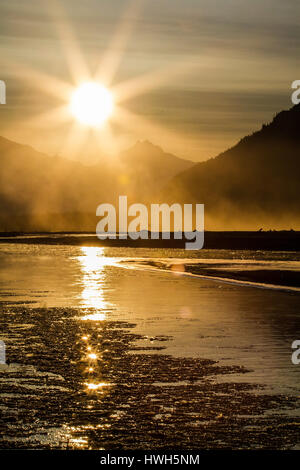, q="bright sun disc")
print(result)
[70,82,114,126]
